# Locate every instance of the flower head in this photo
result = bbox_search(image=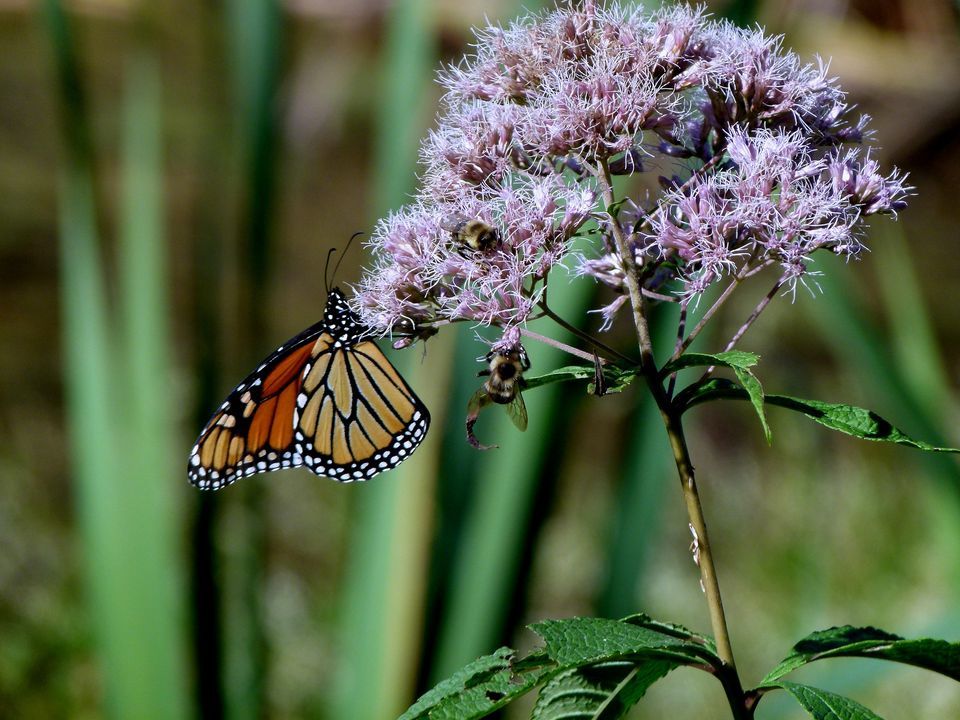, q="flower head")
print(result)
[353,1,908,343]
